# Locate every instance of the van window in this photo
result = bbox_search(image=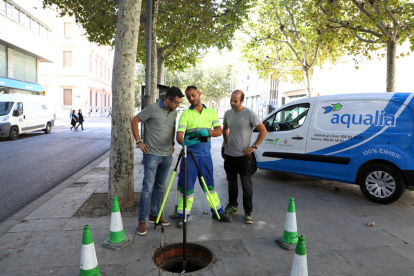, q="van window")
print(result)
[264,103,310,132]
[15,102,23,114]
[0,102,14,116]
